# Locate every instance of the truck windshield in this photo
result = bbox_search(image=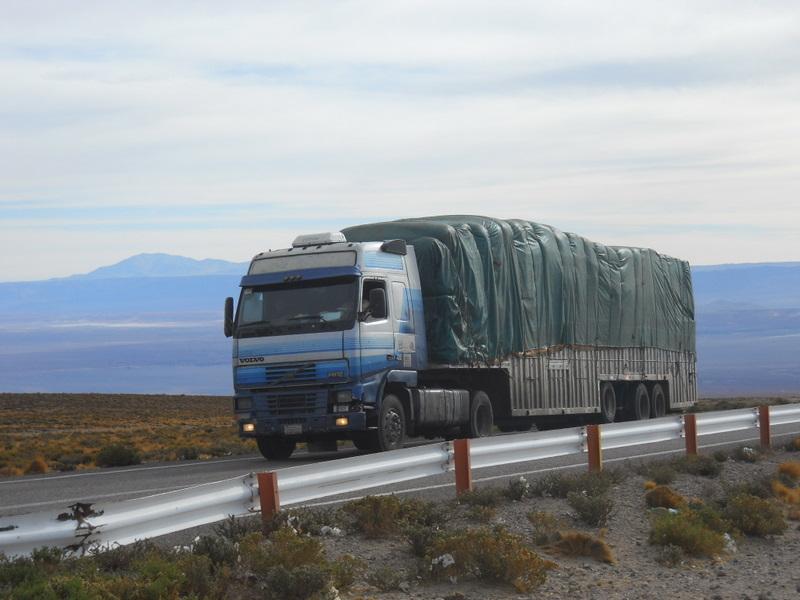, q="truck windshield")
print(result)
[236,277,358,338]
